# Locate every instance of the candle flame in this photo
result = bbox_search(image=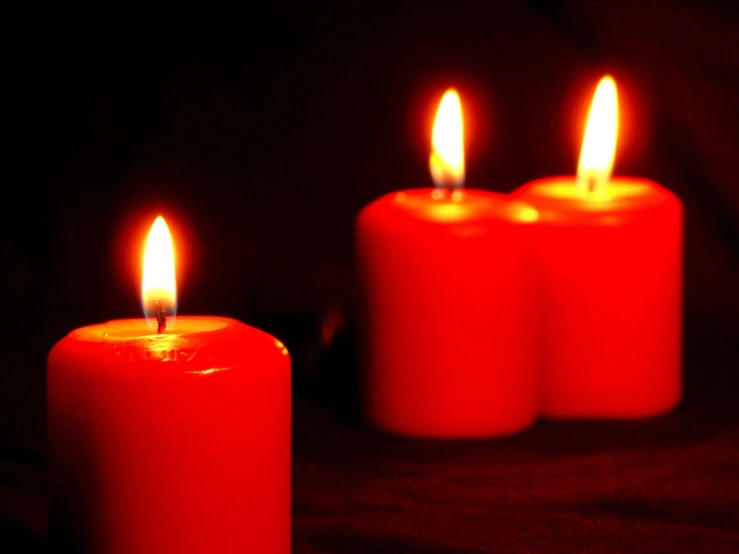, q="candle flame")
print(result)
[577,75,618,195]
[141,216,177,328]
[429,89,465,189]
